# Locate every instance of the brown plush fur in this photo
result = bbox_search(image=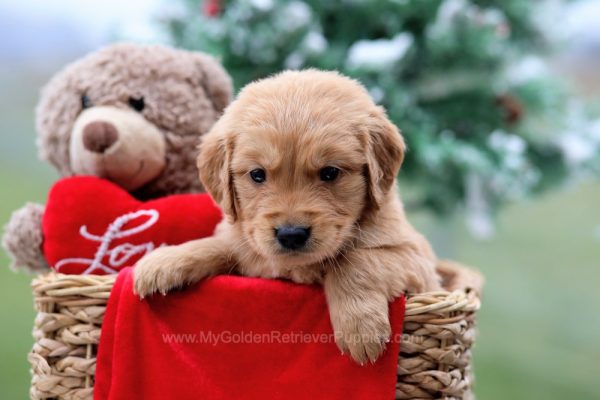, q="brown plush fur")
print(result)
[2,203,47,273]
[3,43,232,272]
[134,70,441,364]
[37,42,232,198]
